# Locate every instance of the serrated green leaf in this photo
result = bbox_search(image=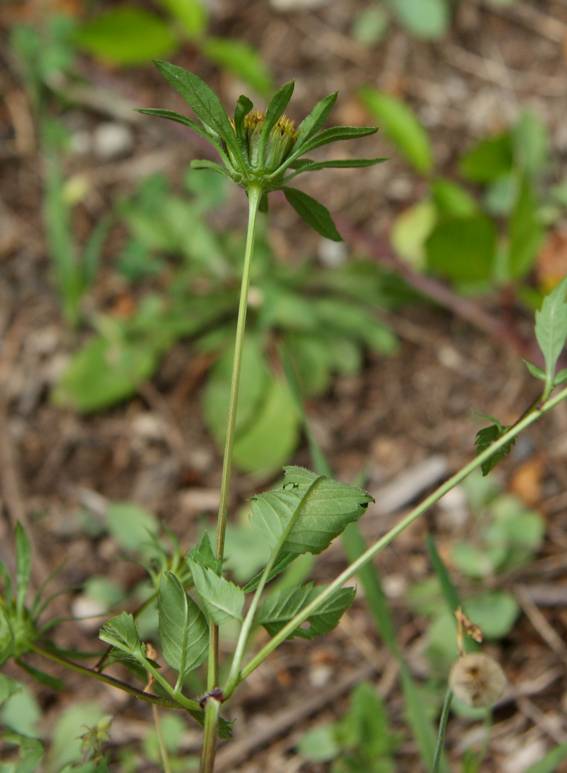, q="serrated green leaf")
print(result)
[295,91,338,149]
[15,523,31,617]
[202,38,272,96]
[459,132,514,183]
[187,533,220,574]
[535,276,567,384]
[359,87,432,174]
[188,562,244,624]
[251,466,373,556]
[243,552,297,593]
[158,572,208,676]
[258,583,355,640]
[153,61,241,162]
[523,359,546,381]
[283,187,342,241]
[74,8,178,65]
[474,423,515,476]
[99,612,143,658]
